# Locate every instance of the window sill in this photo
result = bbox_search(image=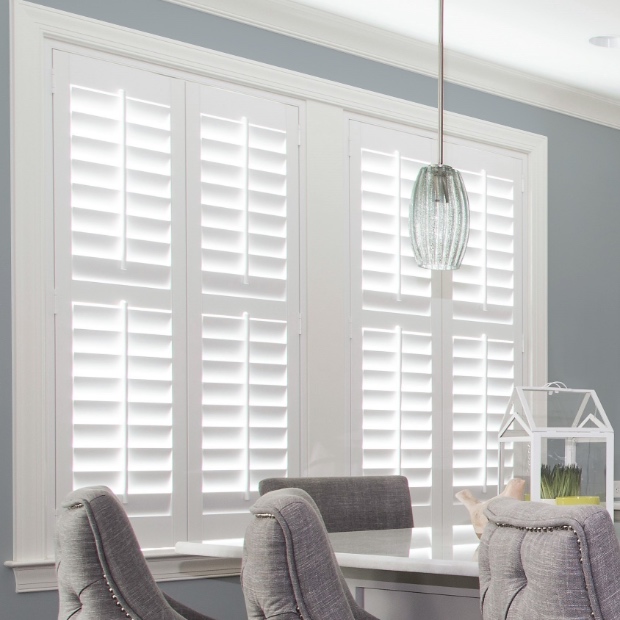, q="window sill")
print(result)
[4,554,242,593]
